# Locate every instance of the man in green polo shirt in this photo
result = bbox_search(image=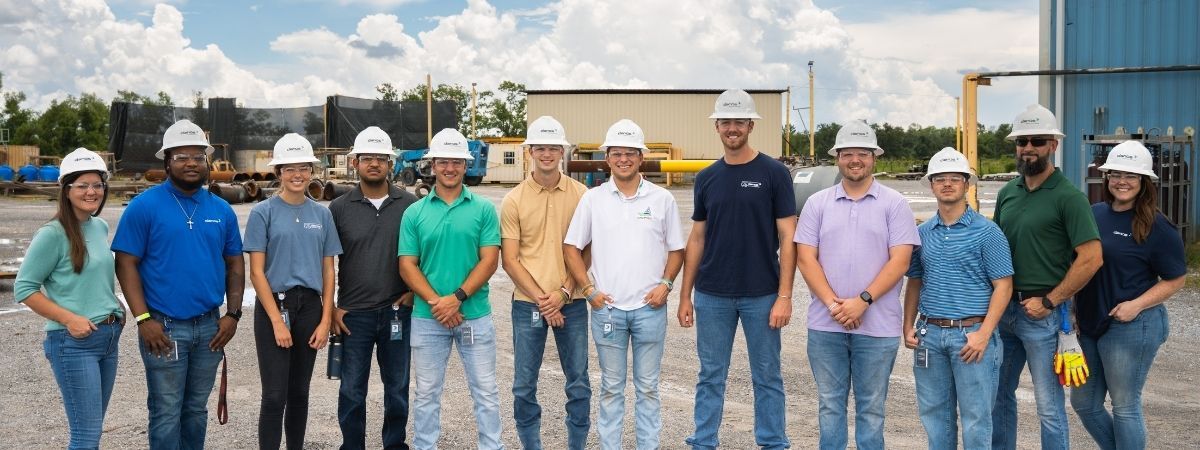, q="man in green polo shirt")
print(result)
[991,105,1102,450]
[398,128,503,450]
